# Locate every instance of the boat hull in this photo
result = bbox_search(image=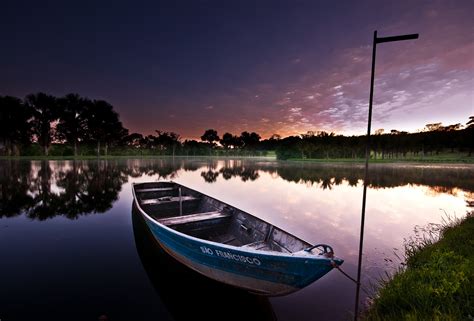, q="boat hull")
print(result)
[140,209,337,296]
